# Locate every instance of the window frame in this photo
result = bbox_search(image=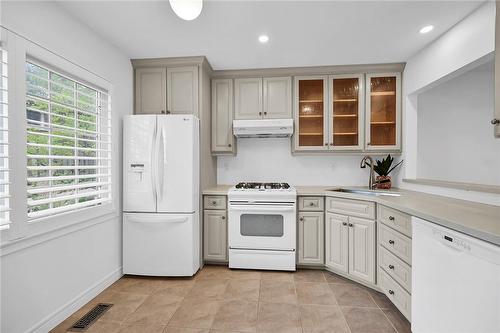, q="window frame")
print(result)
[0,28,118,248]
[25,59,112,221]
